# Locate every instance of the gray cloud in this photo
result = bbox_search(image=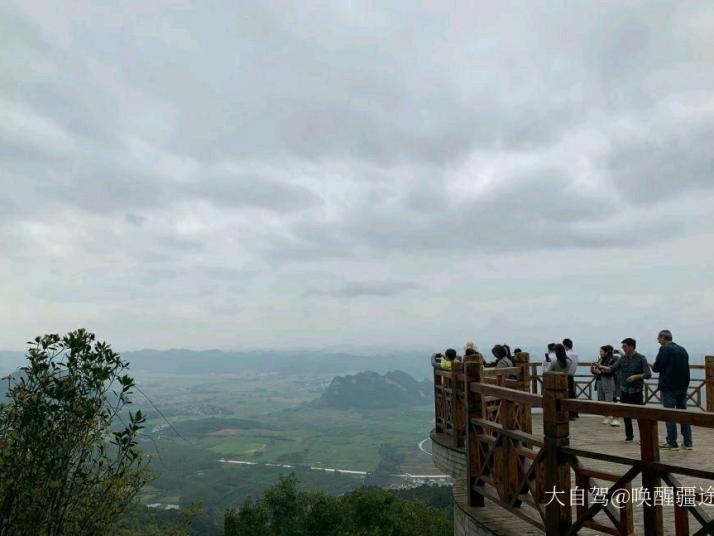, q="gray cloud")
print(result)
[124,213,145,226]
[190,172,322,212]
[1,1,713,350]
[265,167,683,261]
[305,280,418,298]
[608,119,714,203]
